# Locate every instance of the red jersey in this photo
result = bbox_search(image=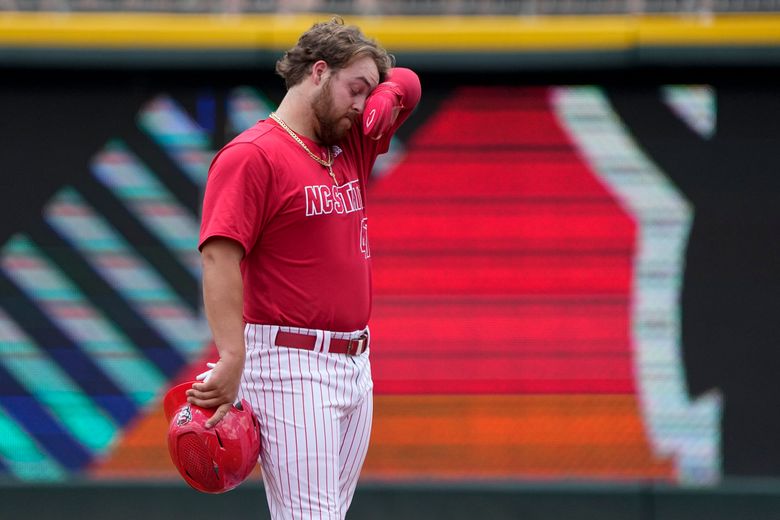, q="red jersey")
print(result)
[198,121,380,331]
[199,78,425,332]
[200,68,420,331]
